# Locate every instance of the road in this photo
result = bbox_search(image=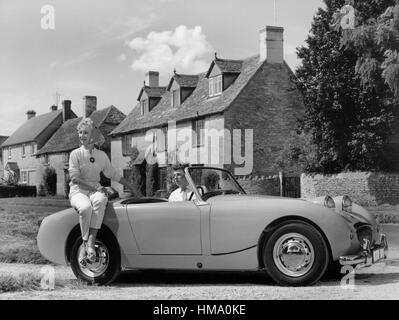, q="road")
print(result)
[1,225,398,300]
